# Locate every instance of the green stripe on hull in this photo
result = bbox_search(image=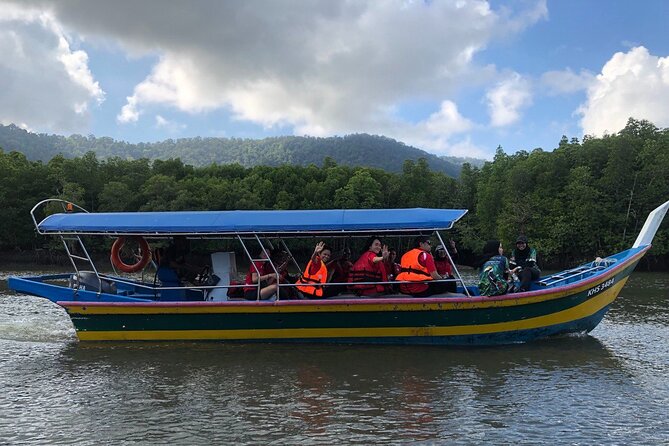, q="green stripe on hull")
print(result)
[68,264,636,335]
